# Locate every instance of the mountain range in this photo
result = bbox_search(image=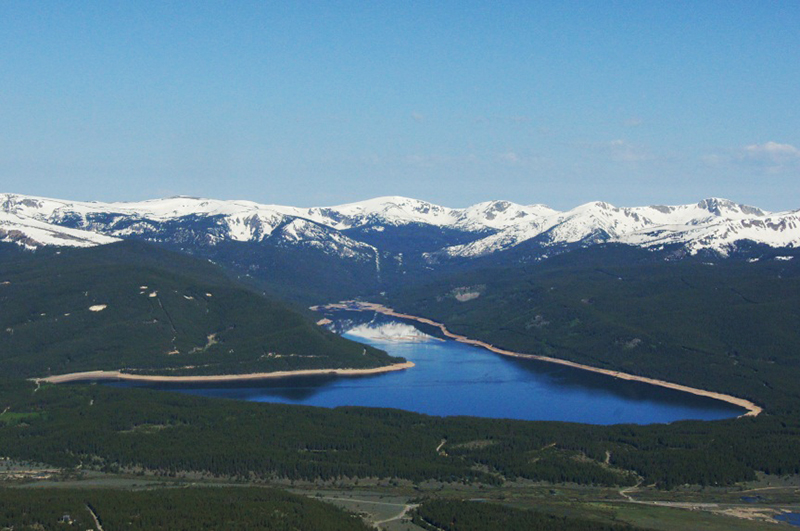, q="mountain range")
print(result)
[3,193,798,302]
[4,193,798,254]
